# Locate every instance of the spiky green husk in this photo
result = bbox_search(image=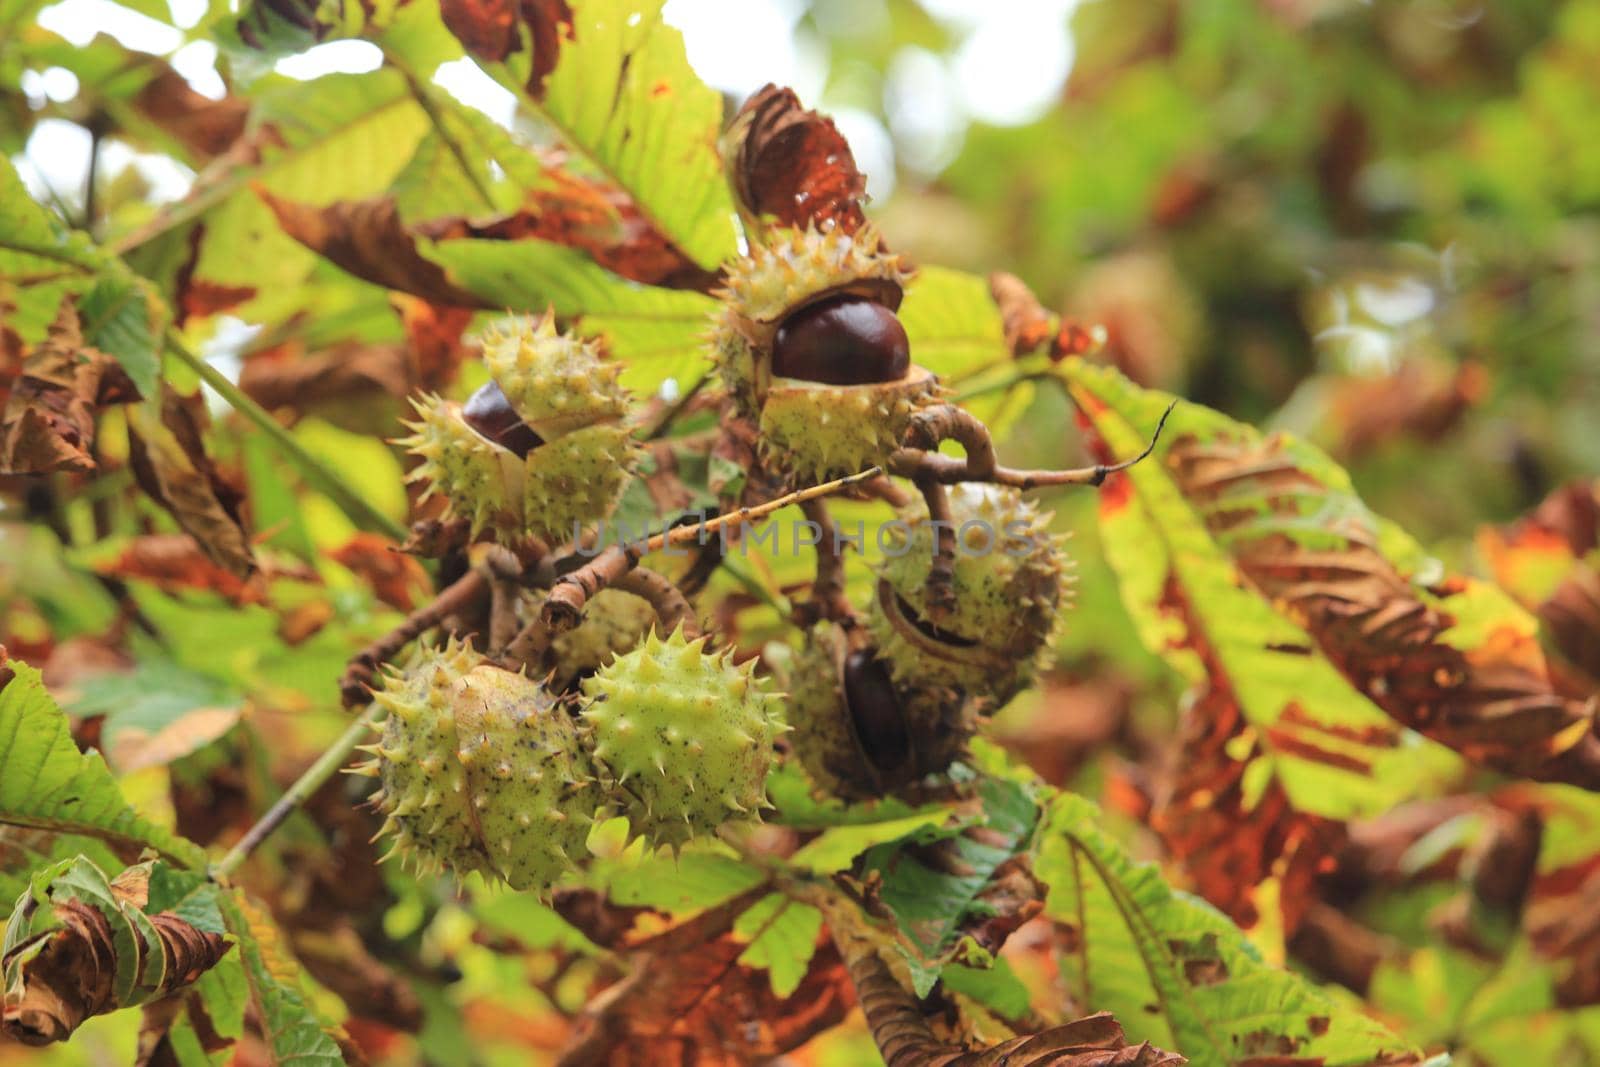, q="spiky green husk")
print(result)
[519,587,658,691]
[757,368,940,481]
[481,312,629,438]
[709,225,928,475]
[718,224,912,332]
[786,622,981,801]
[399,314,638,544]
[400,397,636,544]
[521,422,636,544]
[357,641,595,893]
[867,484,1072,703]
[581,628,786,852]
